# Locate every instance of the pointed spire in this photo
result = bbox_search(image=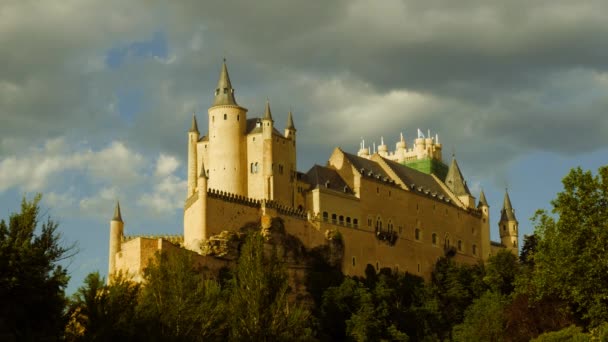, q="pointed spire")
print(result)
[500,190,517,222]
[286,111,296,130]
[212,59,238,106]
[112,201,123,222]
[477,189,489,208]
[444,156,471,196]
[263,99,273,121]
[199,159,207,179]
[189,113,199,133]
